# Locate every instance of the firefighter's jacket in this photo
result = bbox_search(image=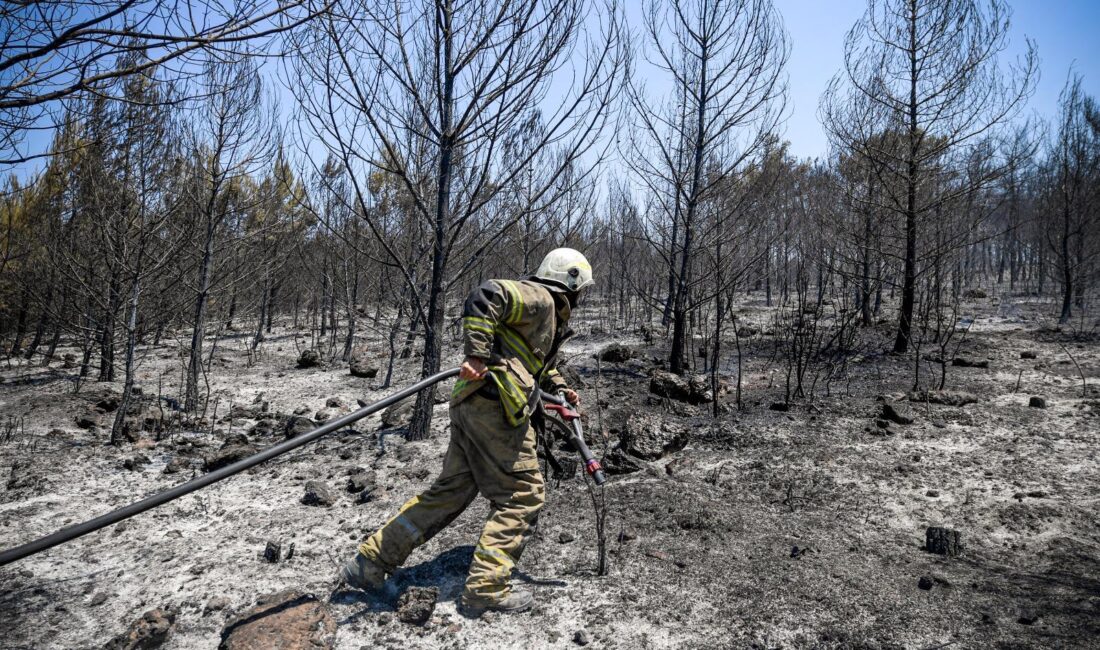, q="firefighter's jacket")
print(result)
[450,279,572,425]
